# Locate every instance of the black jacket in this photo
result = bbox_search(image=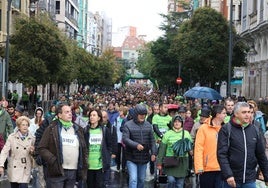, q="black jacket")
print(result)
[84,124,112,171]
[122,119,156,164]
[217,120,268,184]
[104,120,118,155]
